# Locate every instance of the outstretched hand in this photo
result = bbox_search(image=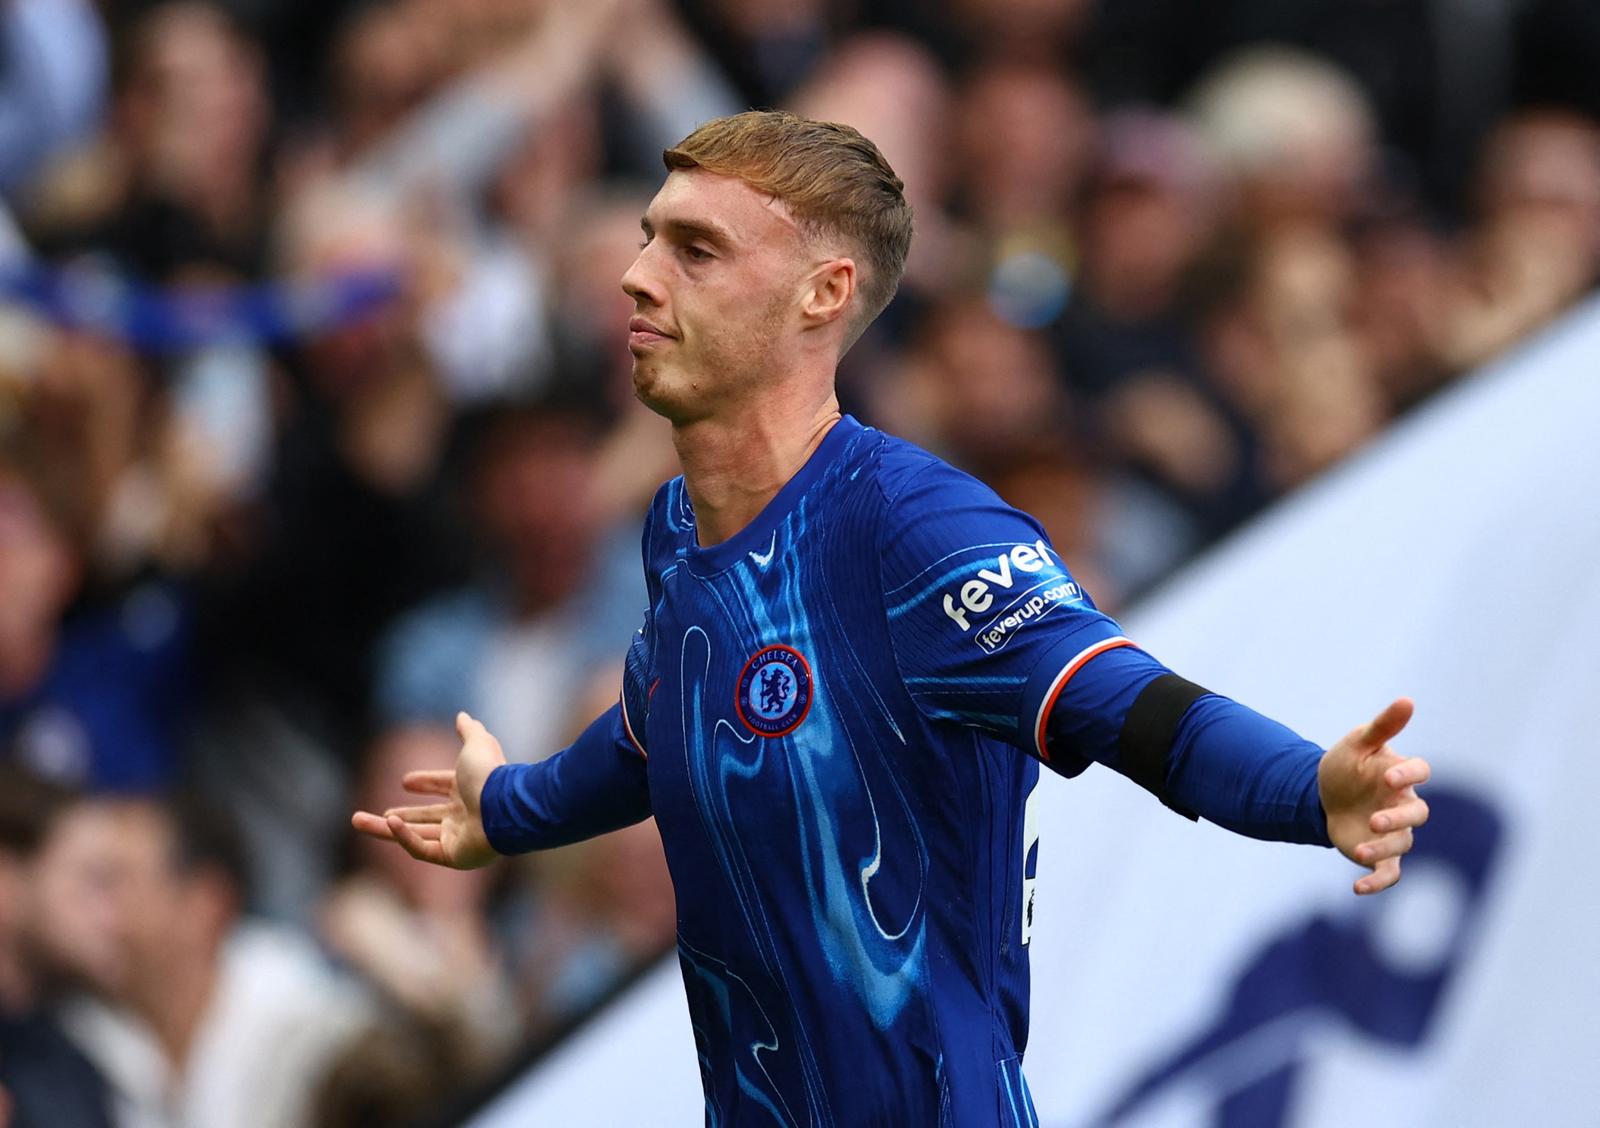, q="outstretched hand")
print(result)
[1318,698,1431,895]
[351,712,505,870]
